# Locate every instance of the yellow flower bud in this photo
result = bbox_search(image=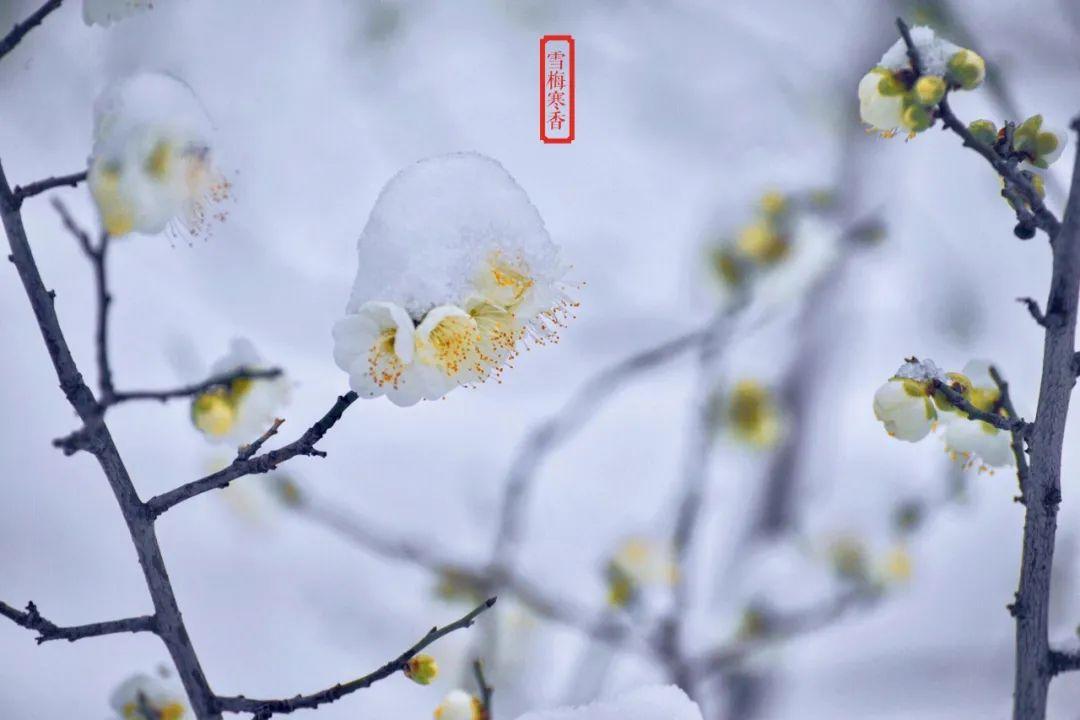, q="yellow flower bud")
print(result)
[759,190,786,216]
[727,379,782,448]
[191,390,237,437]
[405,654,439,685]
[946,49,985,90]
[968,119,998,146]
[913,75,945,106]
[901,102,932,133]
